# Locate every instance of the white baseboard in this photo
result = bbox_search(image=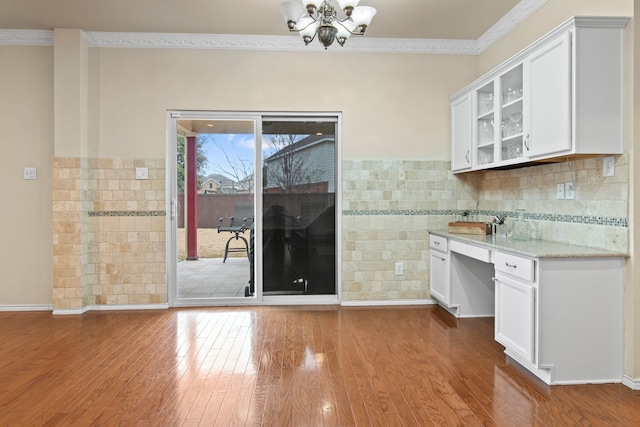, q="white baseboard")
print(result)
[622,375,640,390]
[0,304,54,312]
[341,299,437,307]
[86,303,169,311]
[53,303,169,315]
